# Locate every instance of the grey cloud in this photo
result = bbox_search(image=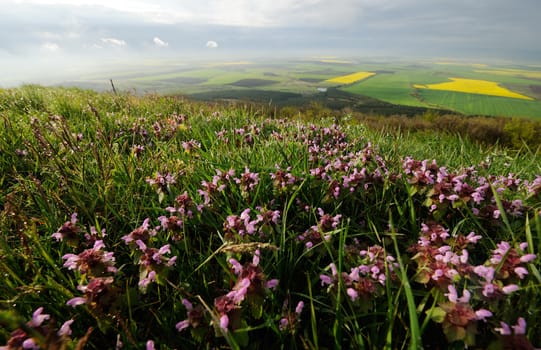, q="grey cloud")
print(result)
[0,0,539,69]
